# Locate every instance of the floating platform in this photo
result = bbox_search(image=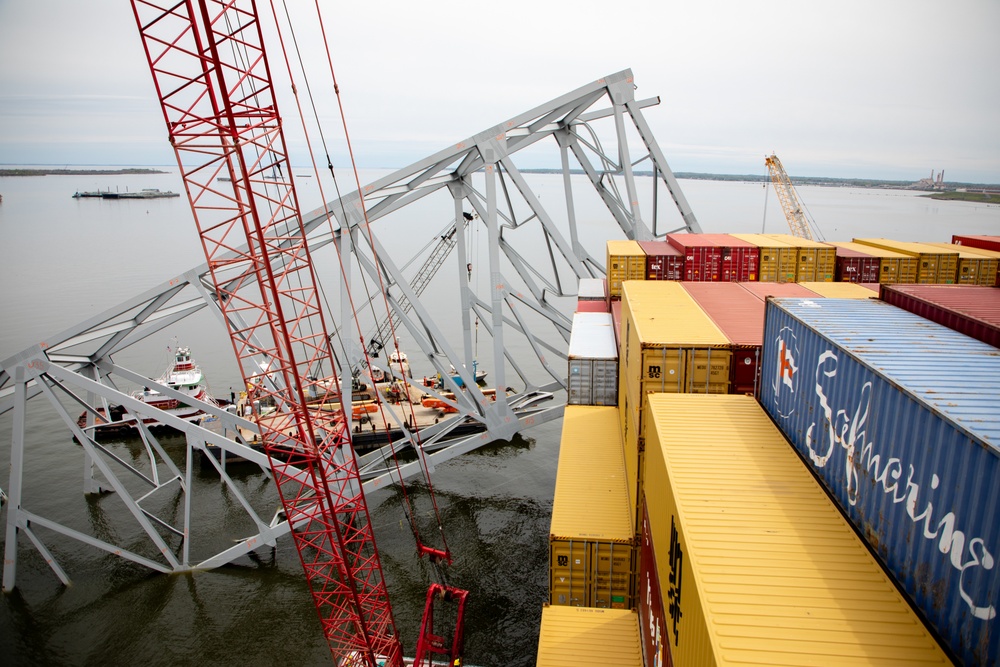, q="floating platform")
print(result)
[73,188,180,199]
